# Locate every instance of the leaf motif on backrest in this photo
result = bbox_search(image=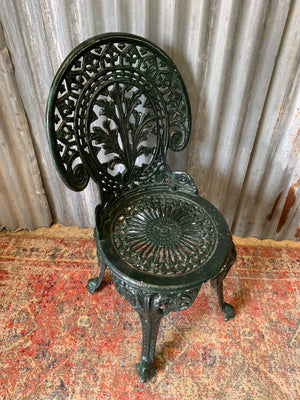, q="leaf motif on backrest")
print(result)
[46,33,191,198]
[89,82,158,187]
